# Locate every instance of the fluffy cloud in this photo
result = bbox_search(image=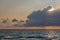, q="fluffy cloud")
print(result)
[25,6,60,26]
